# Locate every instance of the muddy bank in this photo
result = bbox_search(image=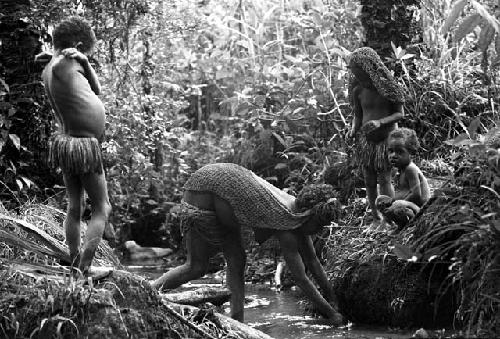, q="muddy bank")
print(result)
[0,265,271,339]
